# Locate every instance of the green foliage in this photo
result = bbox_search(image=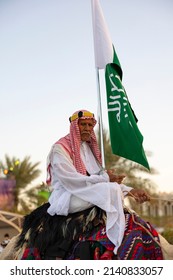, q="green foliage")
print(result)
[96,128,160,212]
[0,155,41,213]
[97,128,158,194]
